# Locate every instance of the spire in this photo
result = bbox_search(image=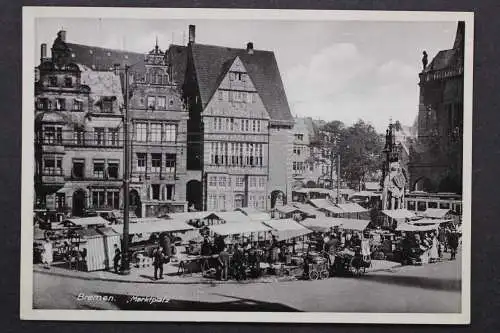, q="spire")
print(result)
[155,35,159,53]
[453,21,465,50]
